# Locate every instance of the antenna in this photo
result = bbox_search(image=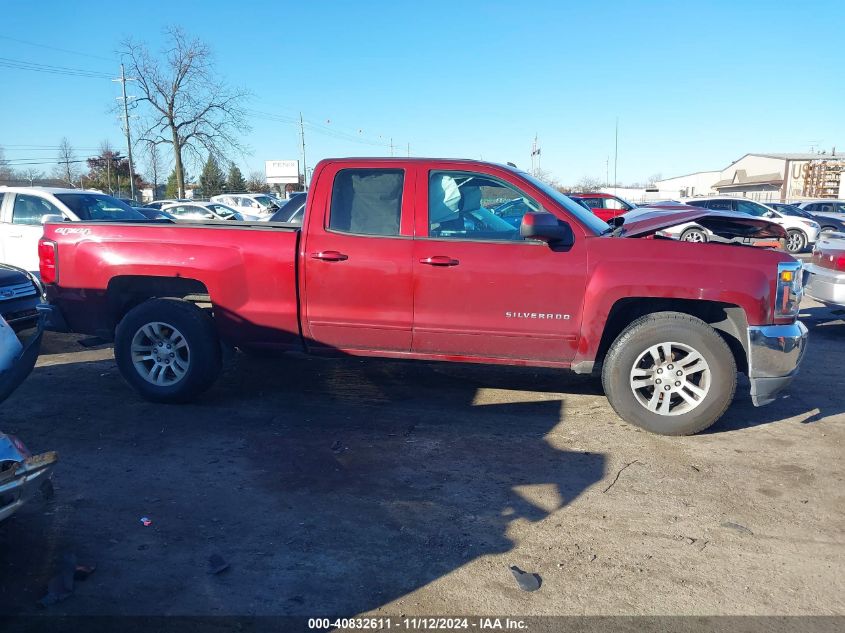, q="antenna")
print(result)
[613,118,619,194]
